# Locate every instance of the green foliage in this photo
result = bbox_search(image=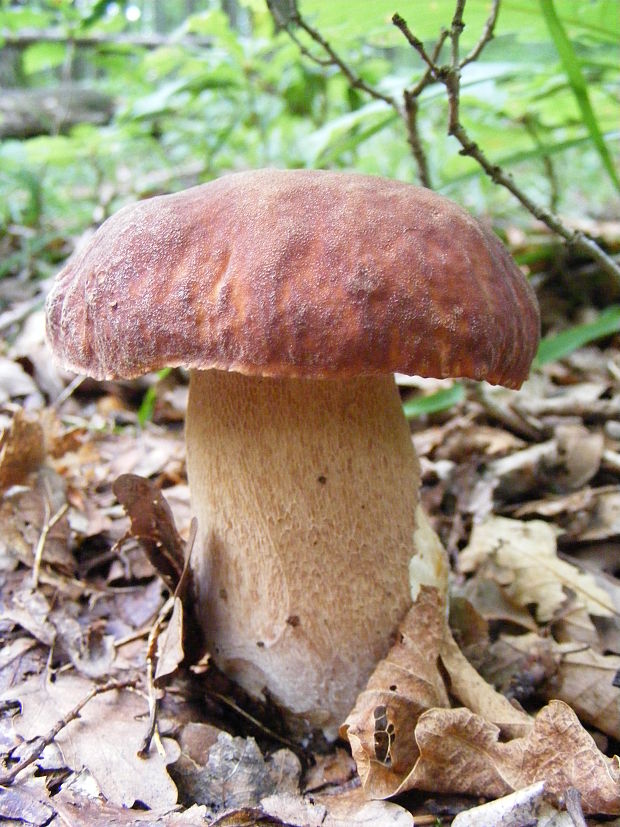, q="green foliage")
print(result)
[534,306,620,367]
[403,383,466,420]
[538,0,619,191]
[0,0,617,291]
